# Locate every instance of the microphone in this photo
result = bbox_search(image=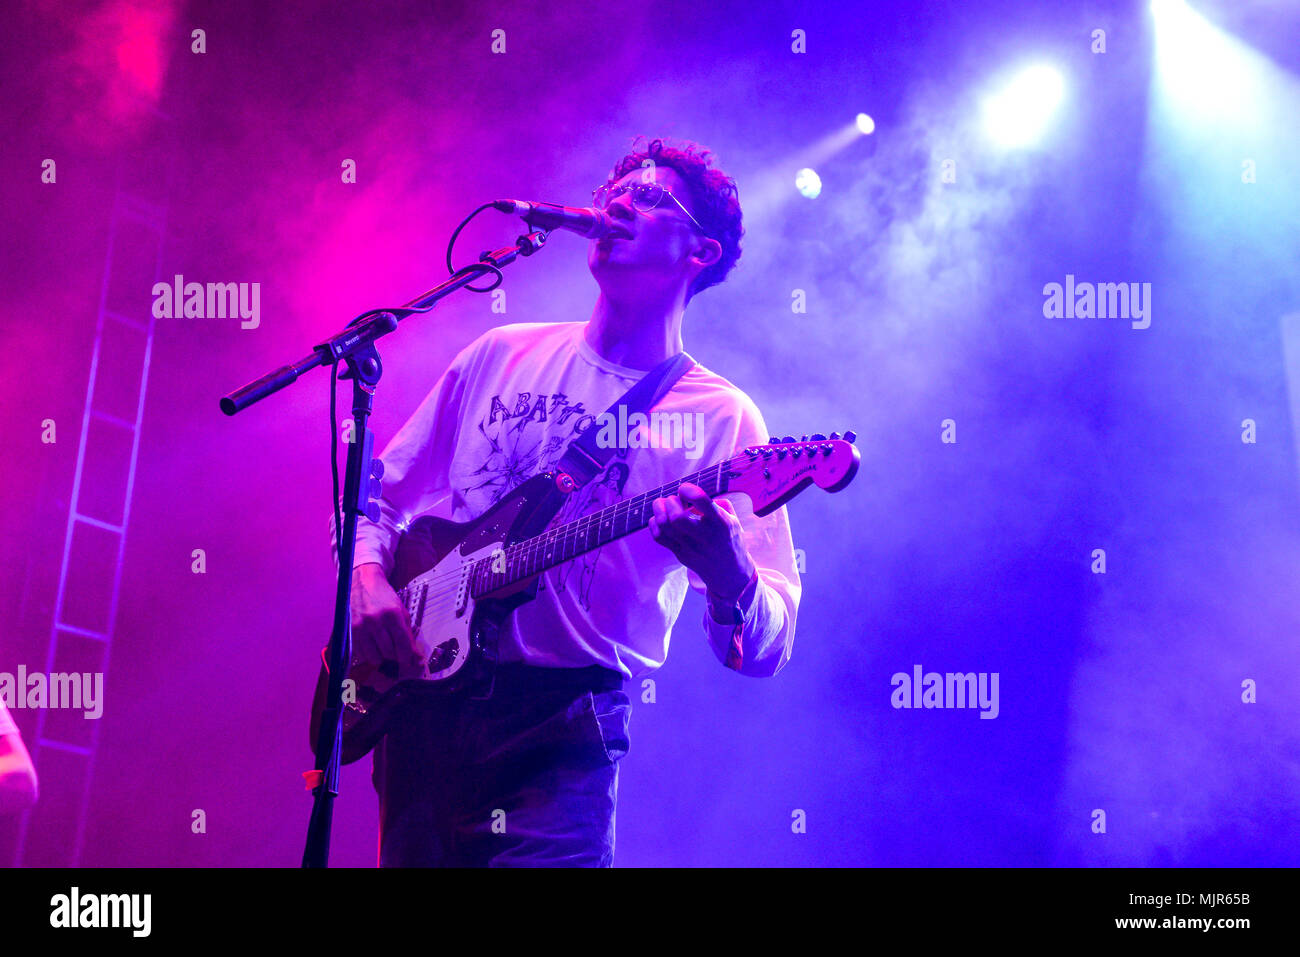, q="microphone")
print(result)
[491,200,621,240]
